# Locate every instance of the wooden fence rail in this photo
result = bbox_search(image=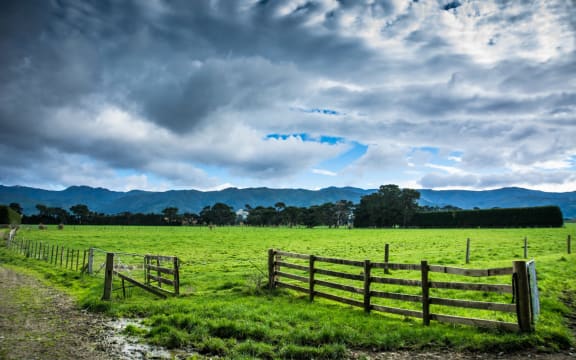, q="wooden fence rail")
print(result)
[268,249,535,333]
